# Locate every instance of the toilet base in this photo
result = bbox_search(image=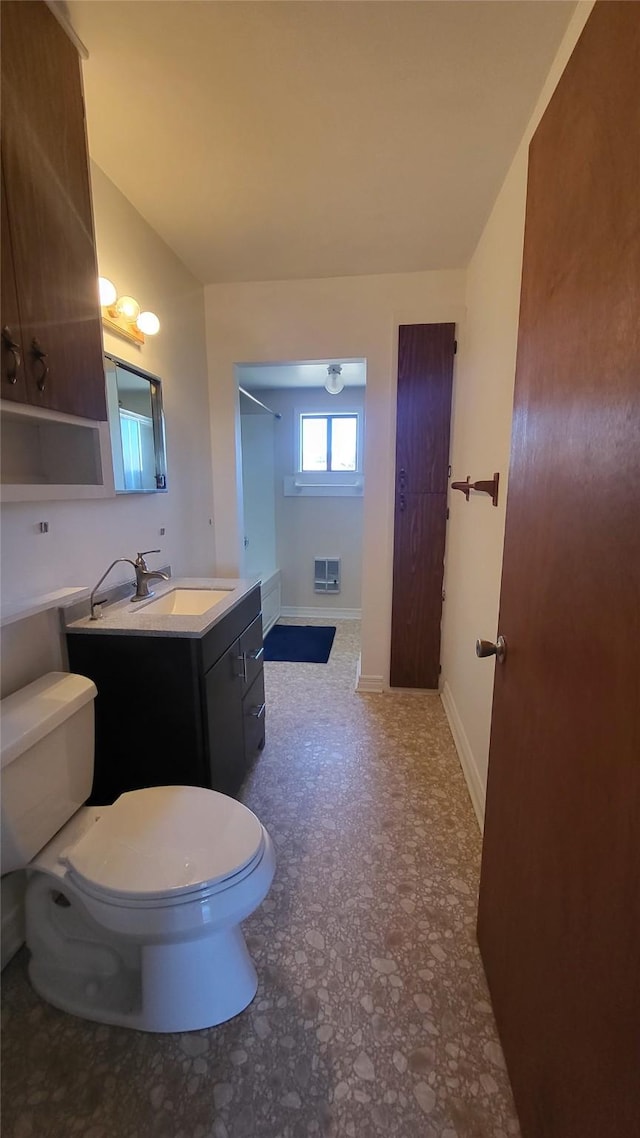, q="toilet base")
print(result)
[29,923,258,1032]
